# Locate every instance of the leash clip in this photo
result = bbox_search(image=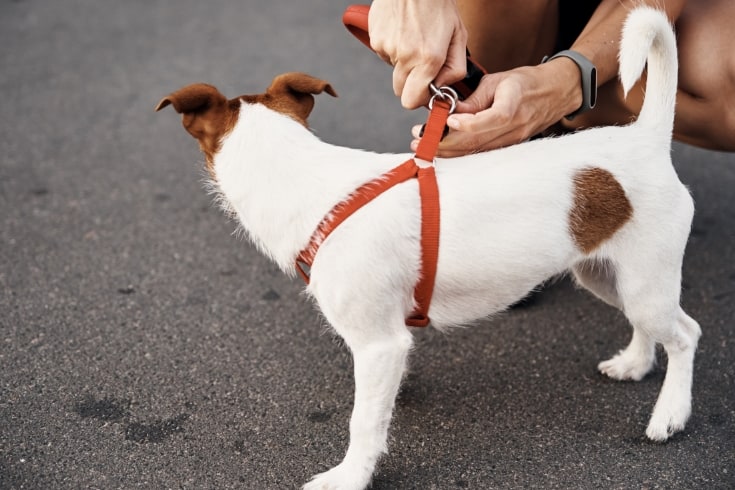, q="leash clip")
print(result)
[428,84,458,114]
